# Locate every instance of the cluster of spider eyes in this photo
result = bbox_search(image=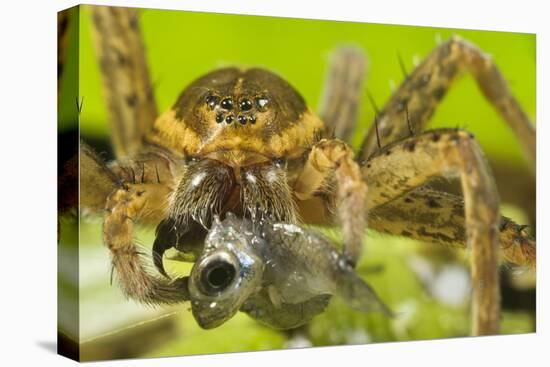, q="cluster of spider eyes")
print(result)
[205,95,269,125]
